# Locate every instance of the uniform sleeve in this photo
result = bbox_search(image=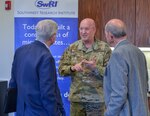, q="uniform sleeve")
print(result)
[58,47,73,76]
[104,53,128,116]
[93,45,112,78]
